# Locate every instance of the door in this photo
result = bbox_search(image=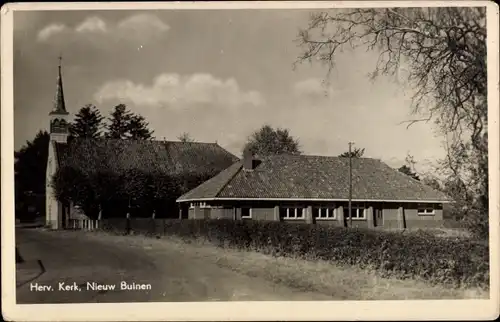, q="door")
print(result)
[374,208,383,227]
